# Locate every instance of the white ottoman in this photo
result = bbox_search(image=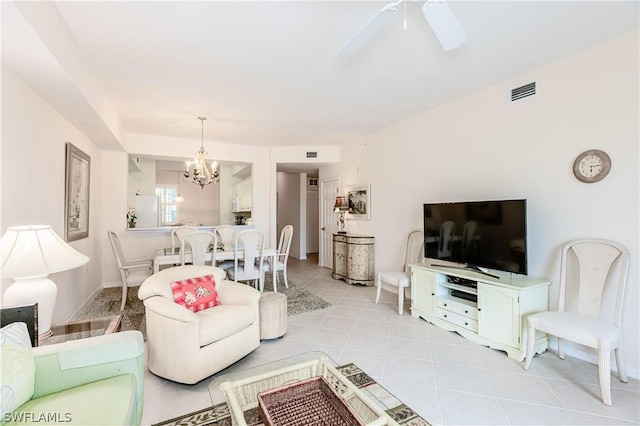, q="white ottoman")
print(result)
[259,292,287,340]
